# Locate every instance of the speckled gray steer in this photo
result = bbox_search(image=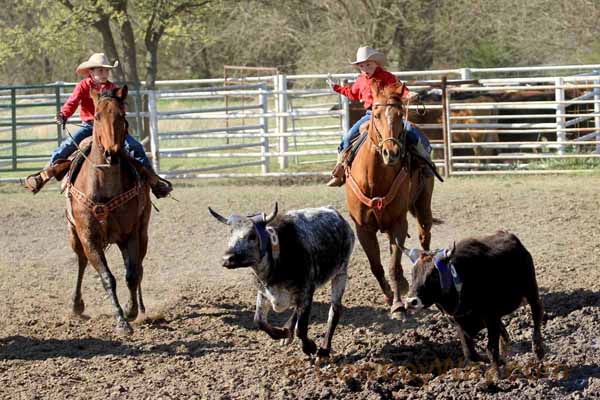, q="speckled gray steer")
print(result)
[208,203,355,357]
